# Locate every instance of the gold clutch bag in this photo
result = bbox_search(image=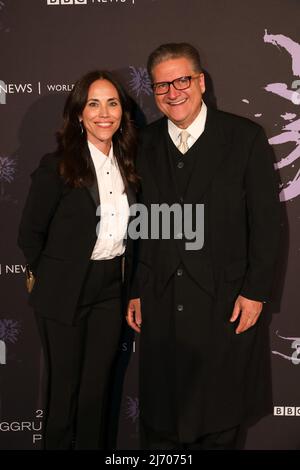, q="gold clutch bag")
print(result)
[25,265,36,293]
